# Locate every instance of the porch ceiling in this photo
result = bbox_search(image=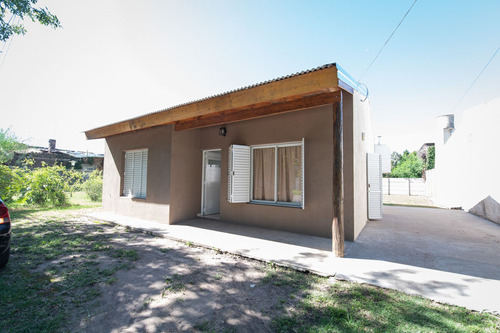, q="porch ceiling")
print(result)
[85,64,341,140]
